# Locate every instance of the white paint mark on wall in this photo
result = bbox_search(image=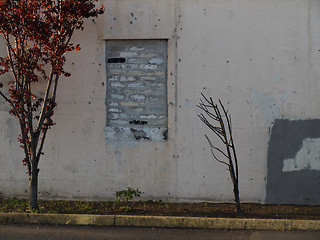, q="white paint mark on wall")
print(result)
[282,138,320,172]
[280,92,287,103]
[250,89,280,125]
[275,76,284,83]
[185,99,194,108]
[228,11,233,19]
